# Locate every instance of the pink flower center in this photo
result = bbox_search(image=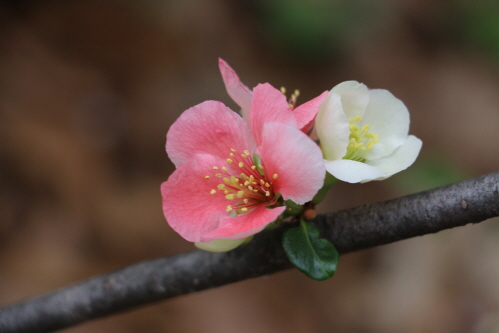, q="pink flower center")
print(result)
[205,148,279,214]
